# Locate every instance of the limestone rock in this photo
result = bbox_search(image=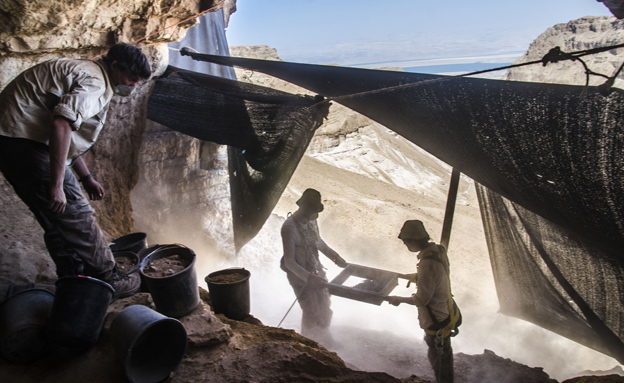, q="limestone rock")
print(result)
[503,16,624,88]
[231,44,281,60]
[0,0,207,55]
[179,300,232,347]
